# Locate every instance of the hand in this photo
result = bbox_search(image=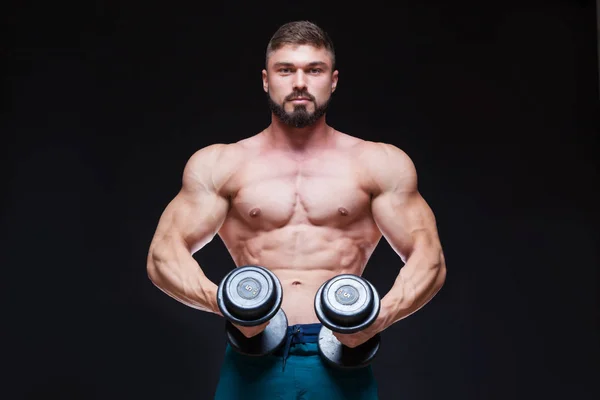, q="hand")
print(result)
[332,309,388,348]
[232,320,270,338]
